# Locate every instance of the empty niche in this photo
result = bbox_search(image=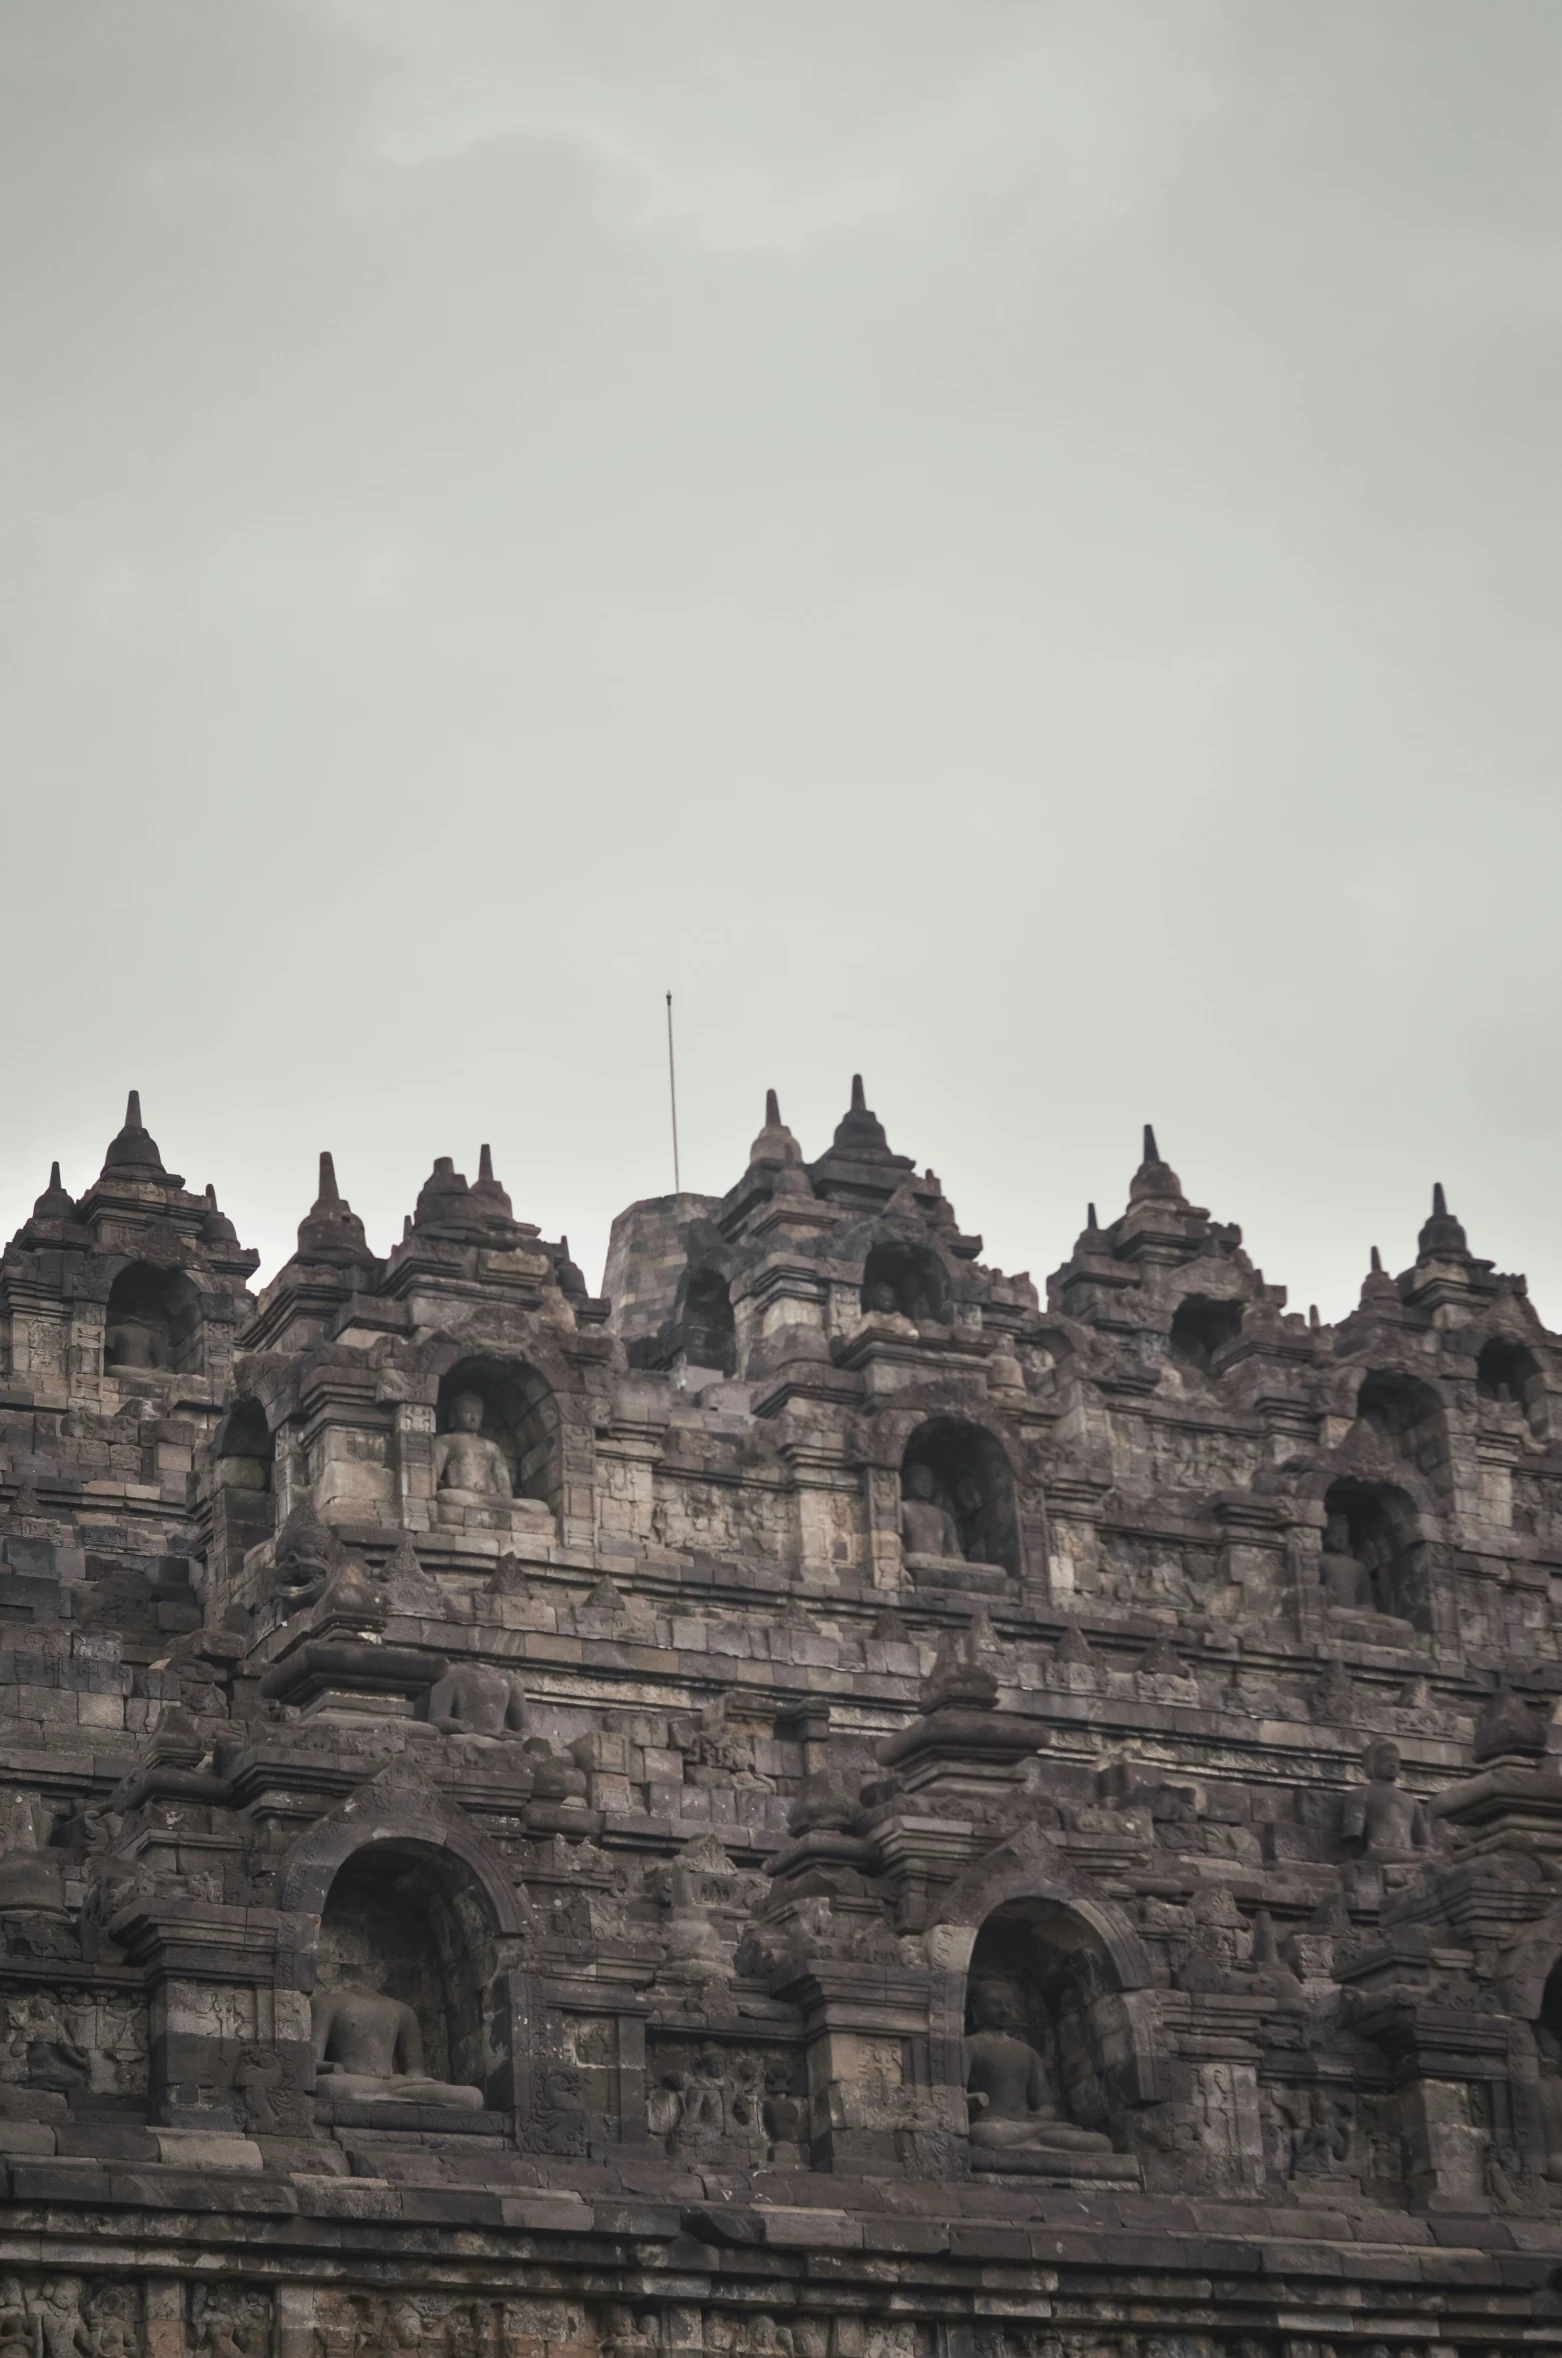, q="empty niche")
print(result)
[1354,1370,1447,1481]
[212,1395,276,1559]
[678,1269,736,1377]
[862,1240,949,1322]
[1167,1295,1243,1375]
[1533,1957,1562,2180]
[103,1262,201,1374]
[435,1356,560,1513]
[214,1397,272,1493]
[1477,1337,1548,1440]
